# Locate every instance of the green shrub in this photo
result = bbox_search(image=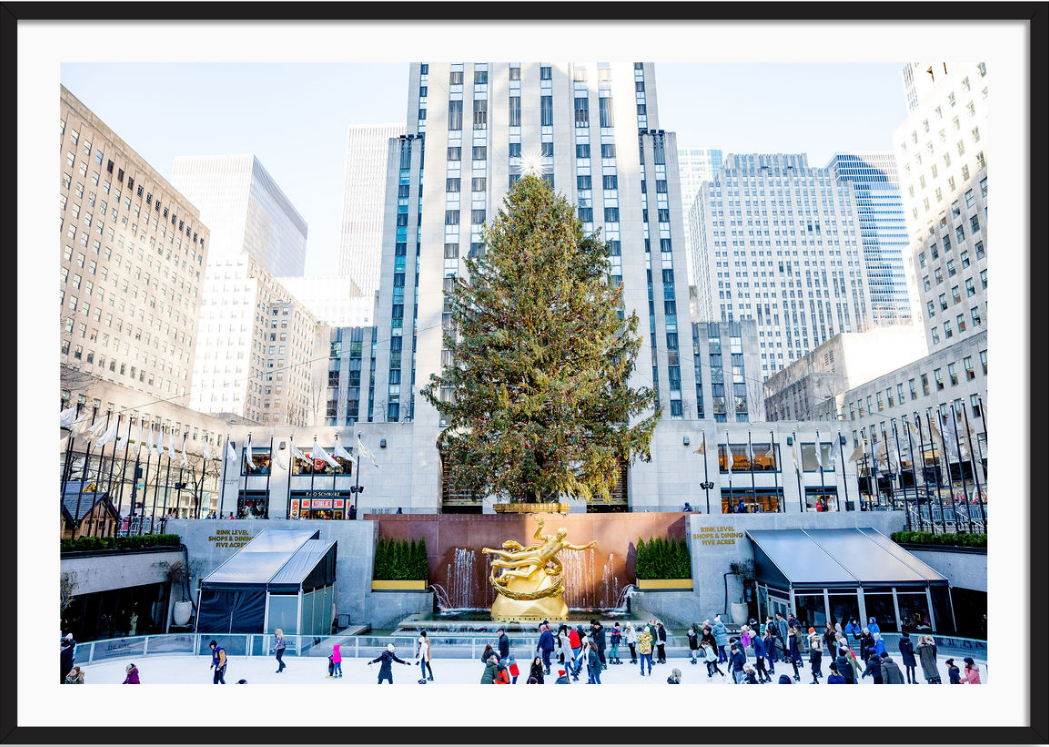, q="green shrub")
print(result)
[60,533,180,553]
[635,535,691,579]
[373,537,429,580]
[891,530,986,548]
